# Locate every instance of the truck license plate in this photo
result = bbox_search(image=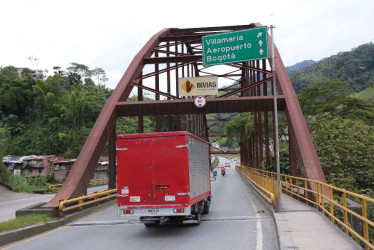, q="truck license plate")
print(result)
[130,196,140,202]
[165,195,176,201]
[148,209,159,213]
